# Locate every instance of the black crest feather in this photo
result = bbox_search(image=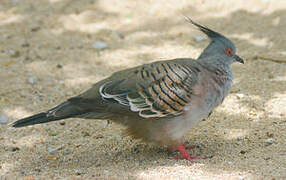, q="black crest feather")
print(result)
[183,15,224,39]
